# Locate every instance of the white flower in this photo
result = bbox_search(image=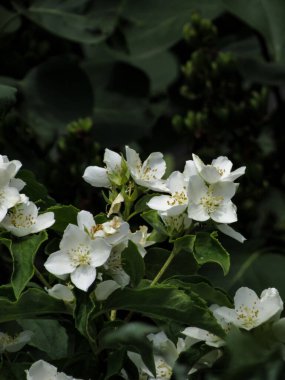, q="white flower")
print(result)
[125,146,168,192]
[192,154,246,184]
[1,200,55,237]
[188,175,237,223]
[44,224,112,291]
[0,330,33,353]
[129,225,154,257]
[26,359,83,380]
[46,284,75,303]
[147,172,188,216]
[83,148,122,188]
[128,332,185,380]
[0,155,22,182]
[77,210,130,246]
[213,287,284,331]
[103,242,130,287]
